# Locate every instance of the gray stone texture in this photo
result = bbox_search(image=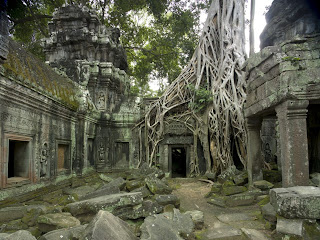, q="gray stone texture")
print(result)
[270,186,320,219]
[66,192,143,219]
[140,208,194,240]
[145,176,172,194]
[37,212,81,233]
[260,0,320,48]
[81,210,137,240]
[0,230,36,240]
[38,225,87,240]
